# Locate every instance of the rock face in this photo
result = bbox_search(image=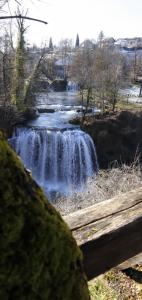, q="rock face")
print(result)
[50,79,67,91]
[0,106,39,138]
[23,107,39,120]
[37,108,55,113]
[0,106,24,137]
[82,111,142,168]
[0,132,90,300]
